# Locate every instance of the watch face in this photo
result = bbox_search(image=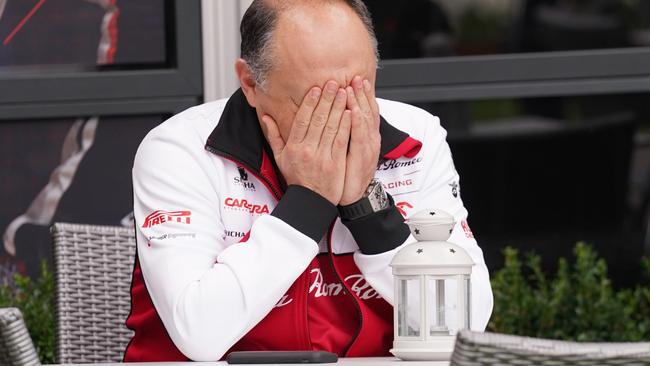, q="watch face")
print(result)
[367,179,389,211]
